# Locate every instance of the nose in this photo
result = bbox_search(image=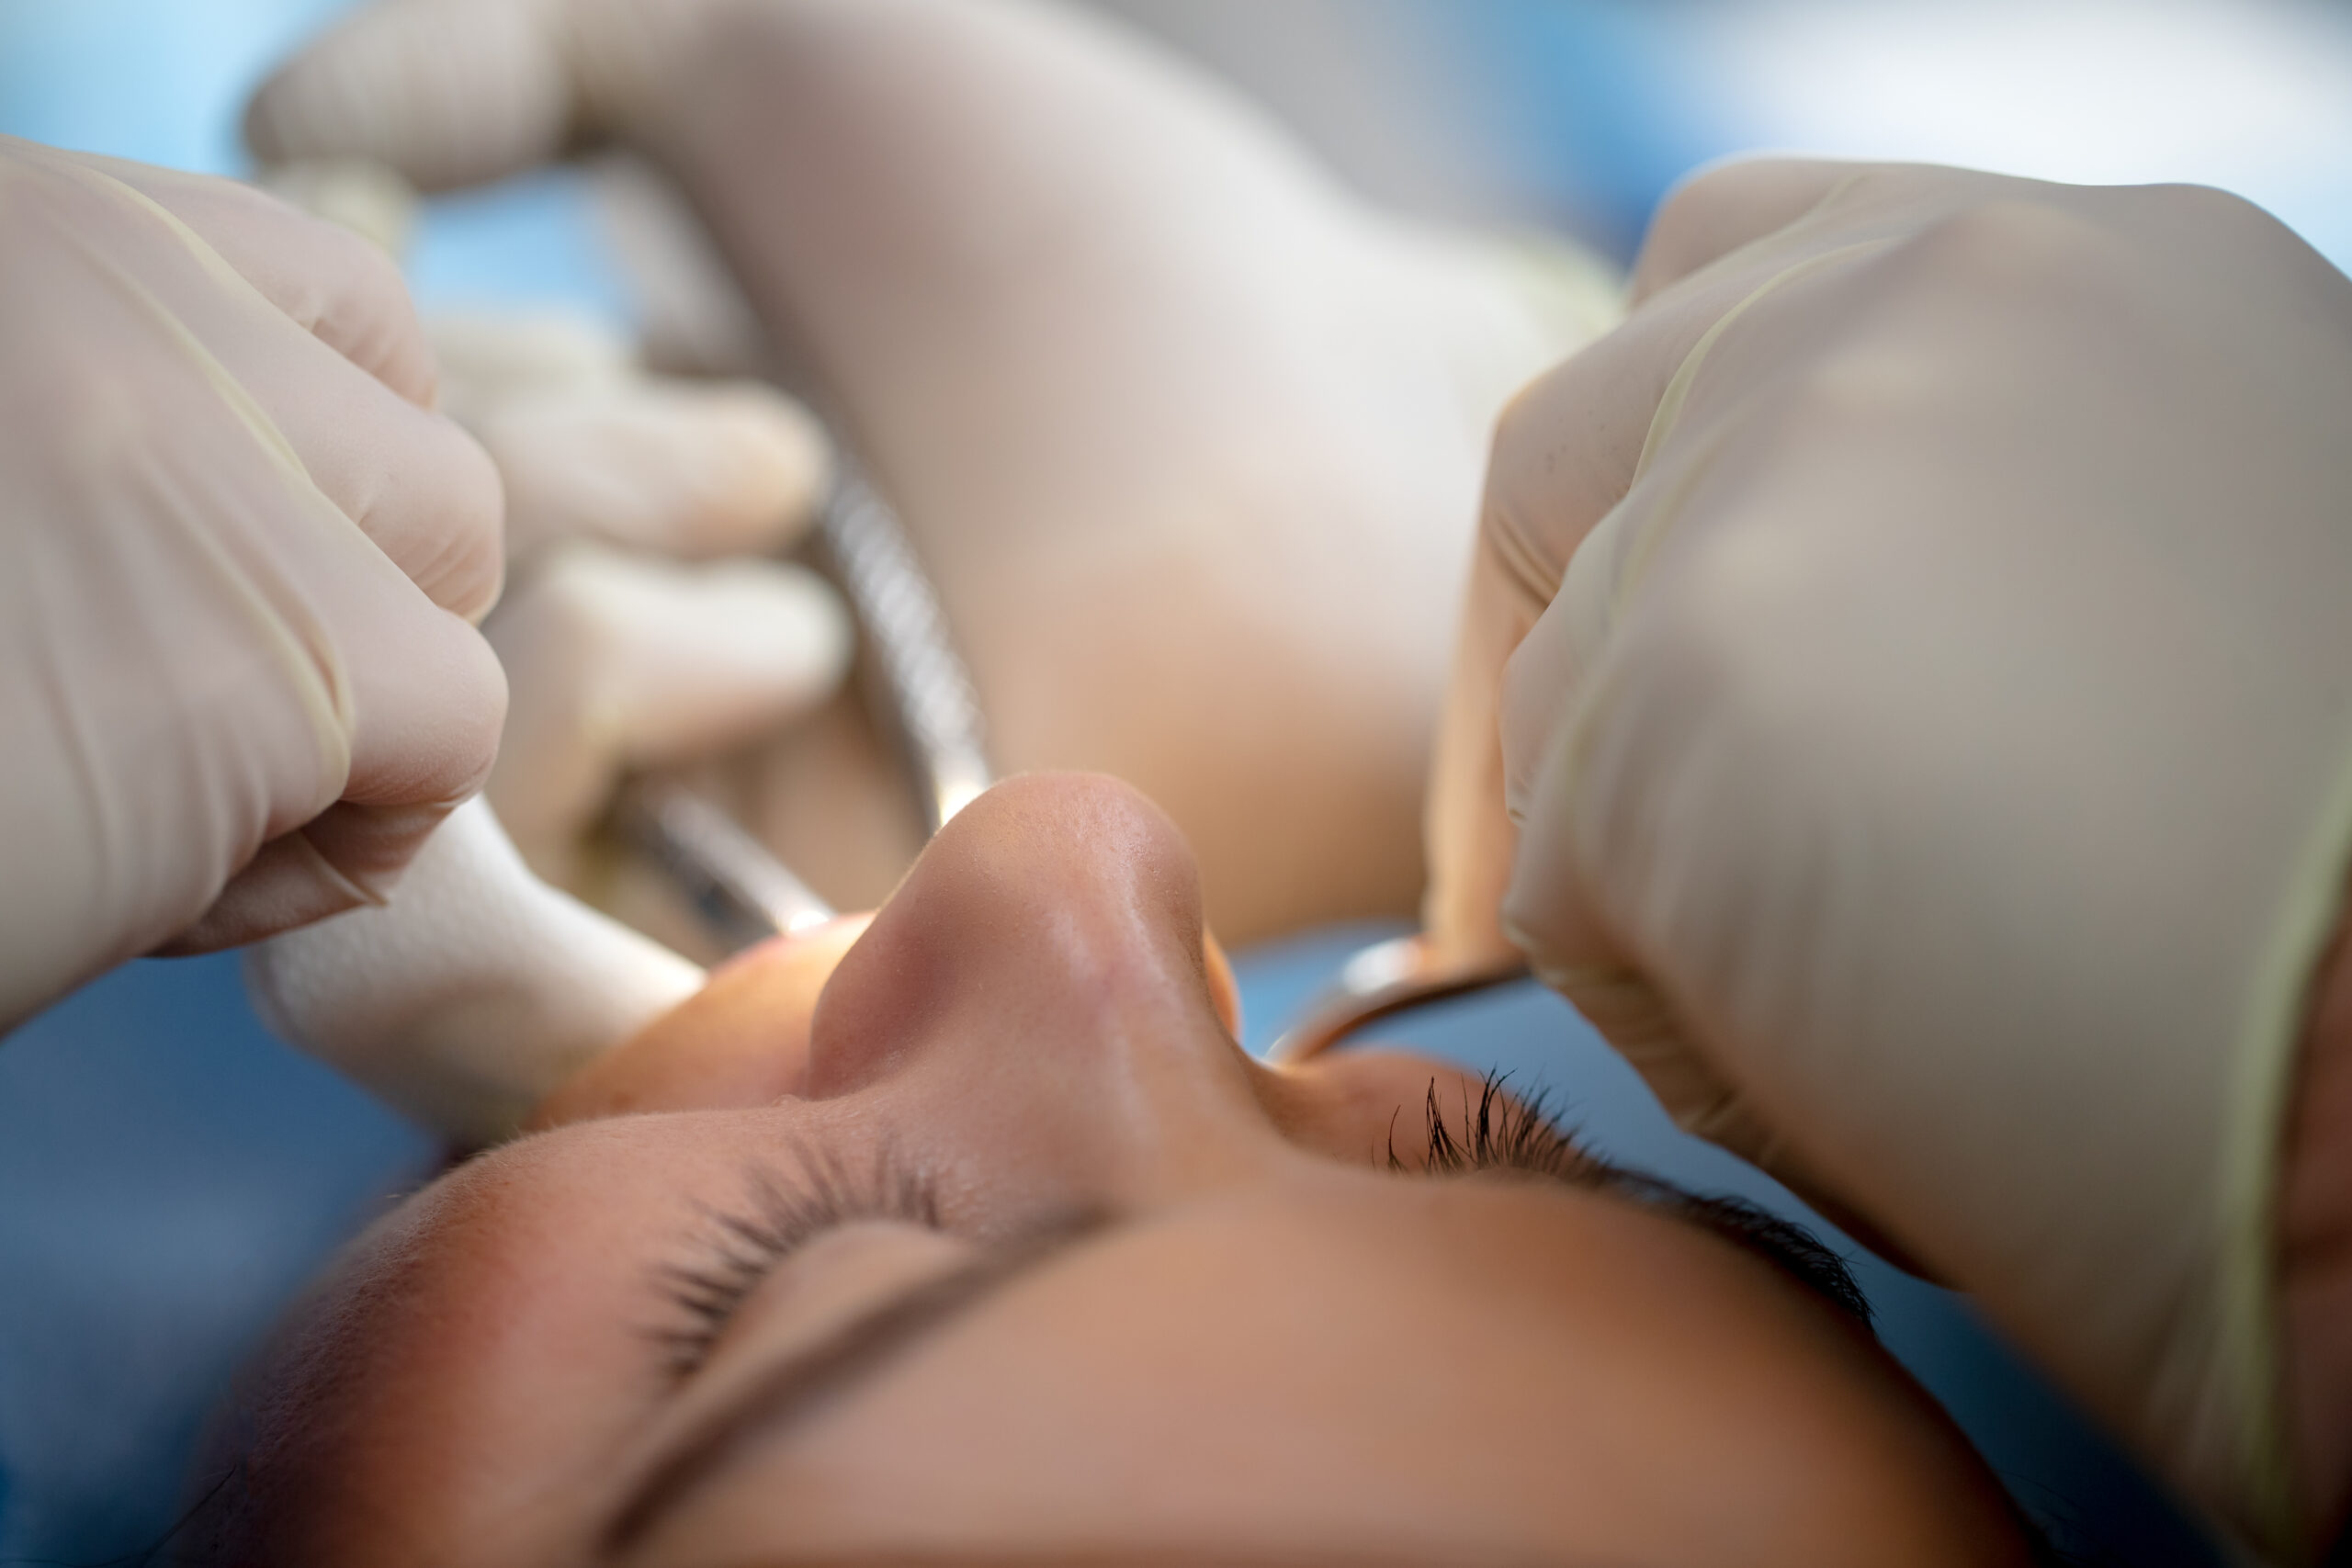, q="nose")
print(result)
[533,773,1481,1194]
[804,774,1272,1188]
